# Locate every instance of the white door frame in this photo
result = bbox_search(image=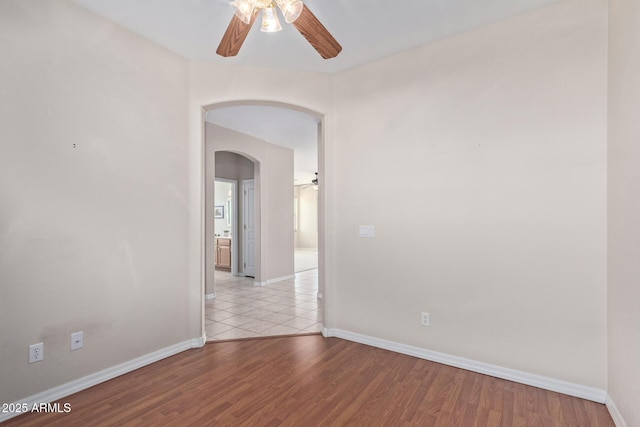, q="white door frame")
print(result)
[242,179,256,278]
